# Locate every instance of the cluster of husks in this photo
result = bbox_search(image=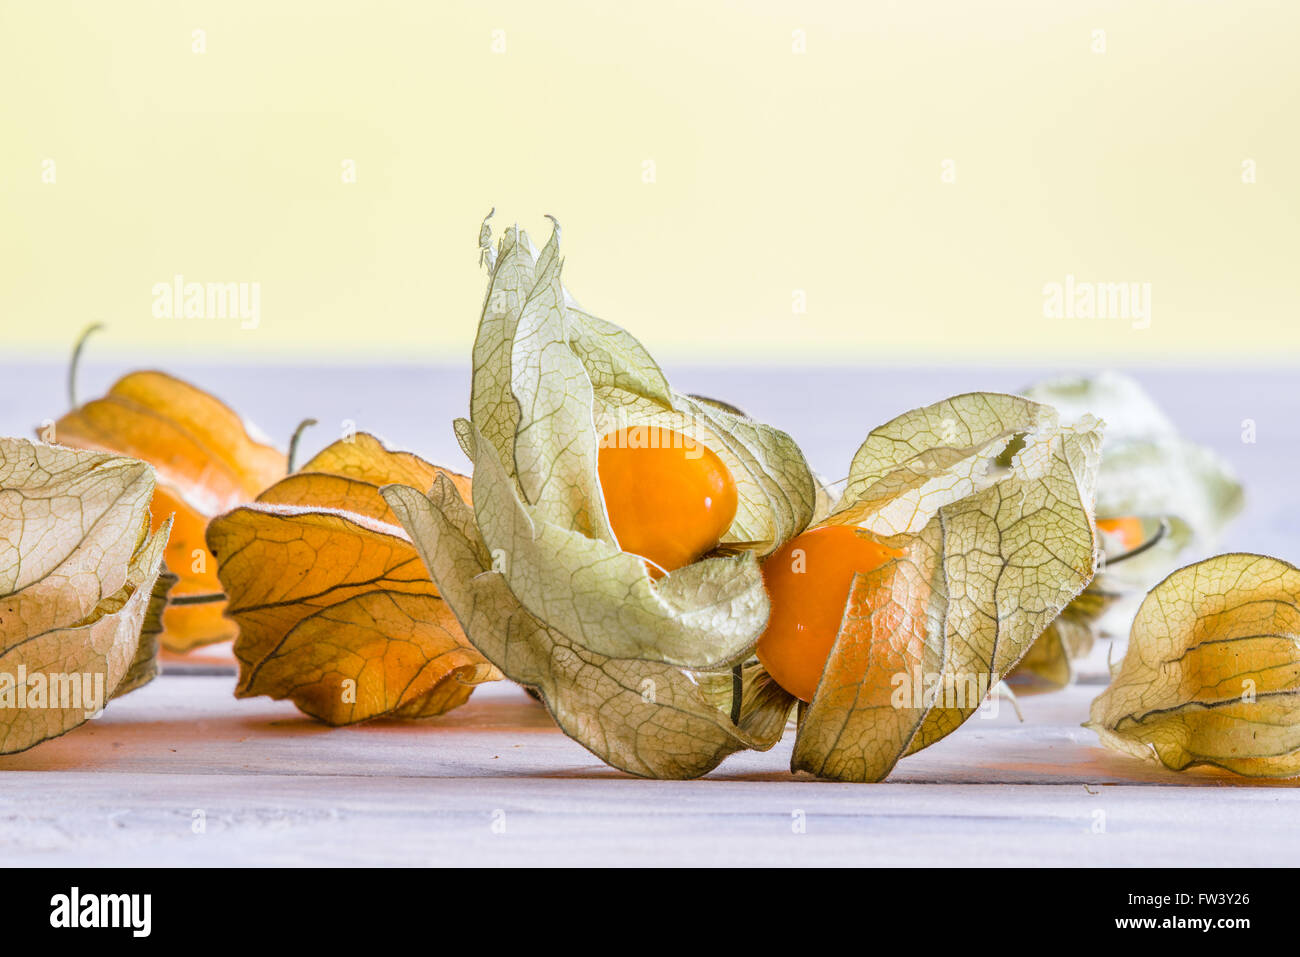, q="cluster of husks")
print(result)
[4,217,1280,781]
